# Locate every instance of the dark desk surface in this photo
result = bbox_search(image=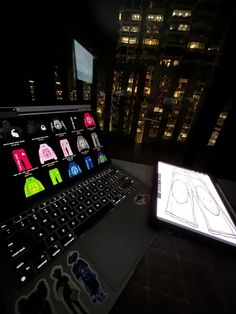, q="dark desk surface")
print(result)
[110,159,236,314]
